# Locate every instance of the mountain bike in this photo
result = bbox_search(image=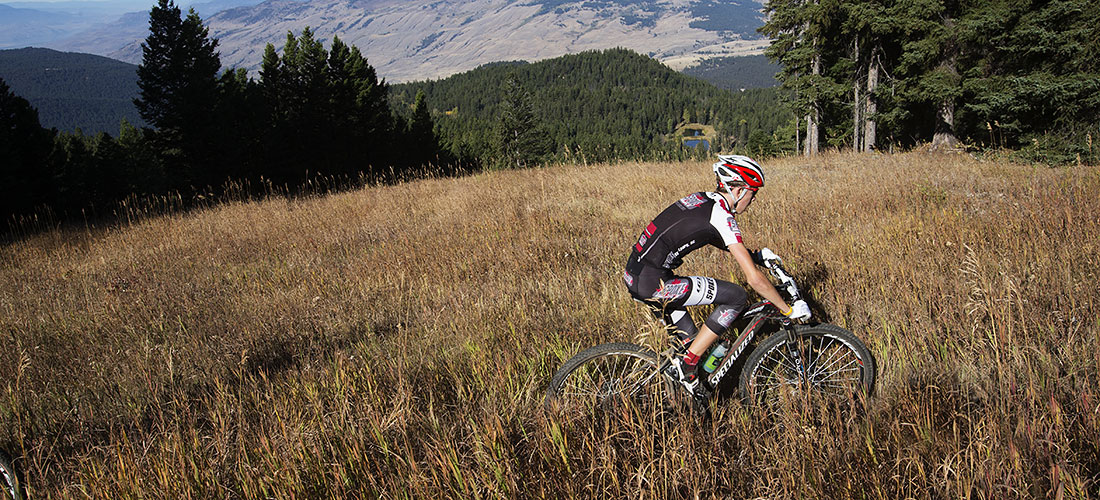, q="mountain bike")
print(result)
[544,253,876,416]
[0,449,23,500]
